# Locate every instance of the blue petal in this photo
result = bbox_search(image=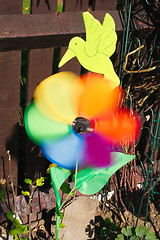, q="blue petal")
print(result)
[40,133,85,170]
